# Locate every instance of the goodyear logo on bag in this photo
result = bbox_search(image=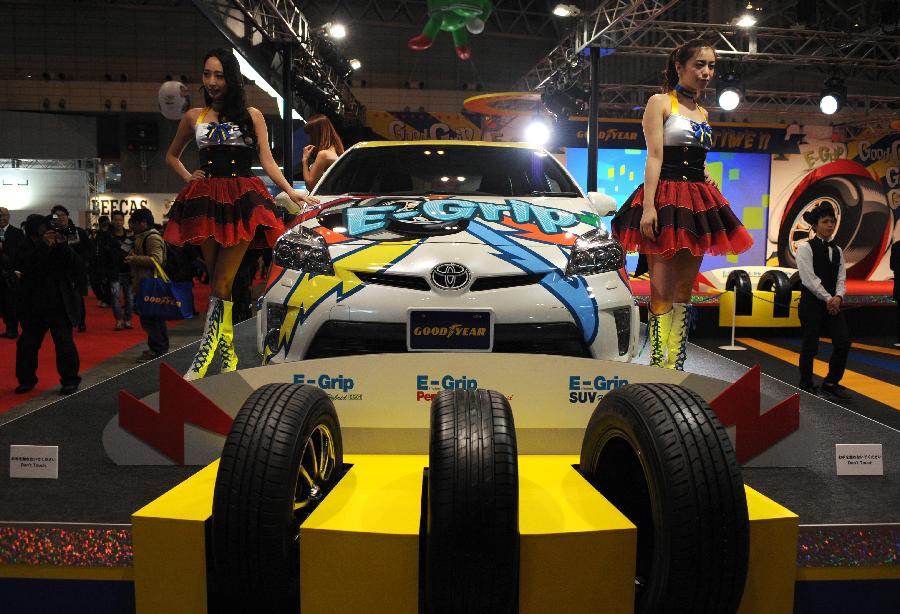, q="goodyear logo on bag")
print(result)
[143,296,182,307]
[294,374,362,401]
[568,375,628,404]
[411,324,488,339]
